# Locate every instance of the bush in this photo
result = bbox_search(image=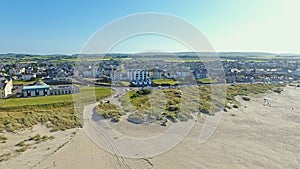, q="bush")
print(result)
[15,141,26,147]
[131,89,152,98]
[273,88,283,94]
[242,96,251,101]
[233,105,239,108]
[15,146,27,153]
[112,115,121,122]
[0,135,7,142]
